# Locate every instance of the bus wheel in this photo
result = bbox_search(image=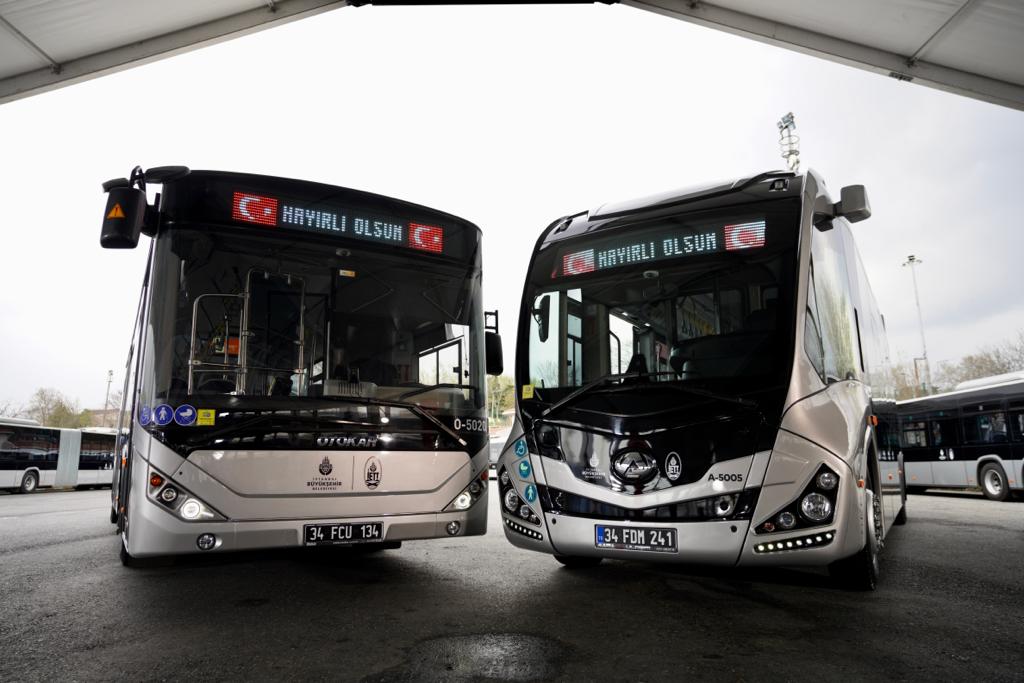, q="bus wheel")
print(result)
[980,463,1009,501]
[554,555,603,569]
[829,490,881,591]
[19,471,39,494]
